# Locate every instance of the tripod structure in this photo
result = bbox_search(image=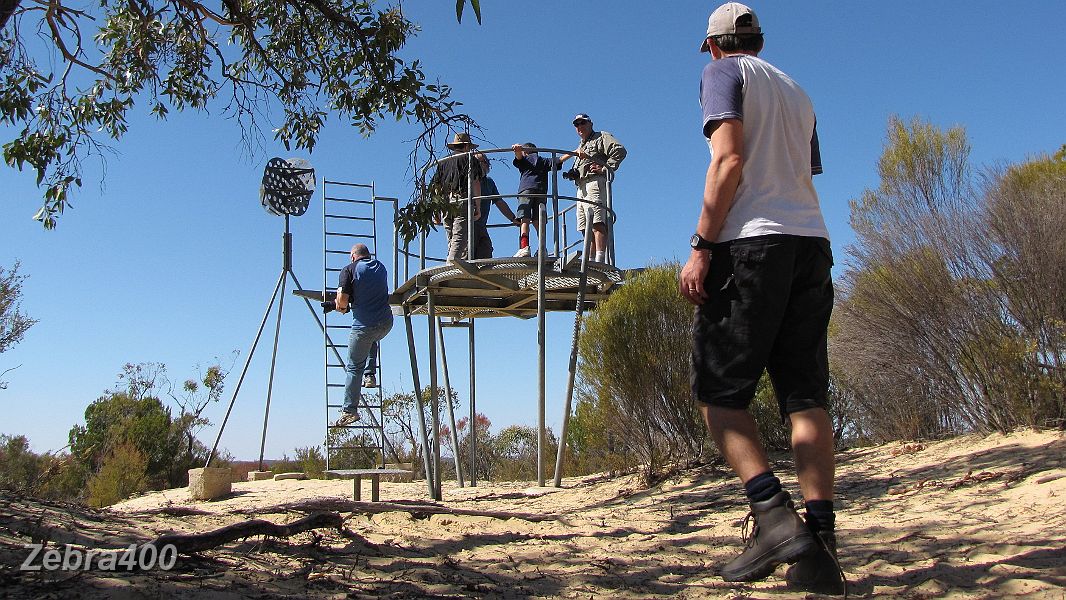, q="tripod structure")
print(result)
[205,216,313,469]
[204,215,395,470]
